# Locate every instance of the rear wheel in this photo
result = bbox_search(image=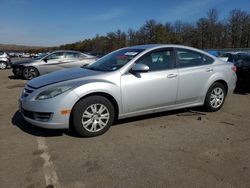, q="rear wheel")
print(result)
[204,82,226,112]
[0,61,7,70]
[23,66,39,80]
[72,96,115,137]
